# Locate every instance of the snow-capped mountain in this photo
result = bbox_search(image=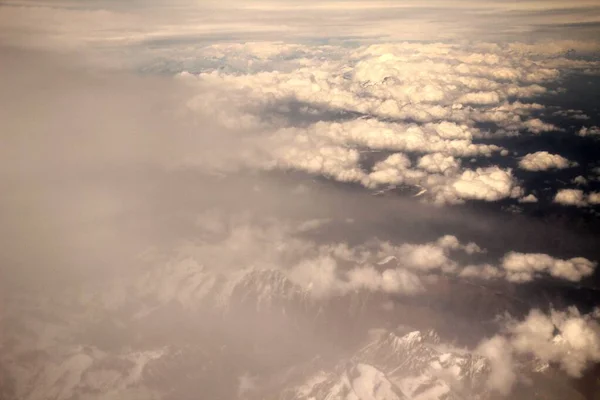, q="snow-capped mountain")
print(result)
[0,264,593,400]
[283,329,489,400]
